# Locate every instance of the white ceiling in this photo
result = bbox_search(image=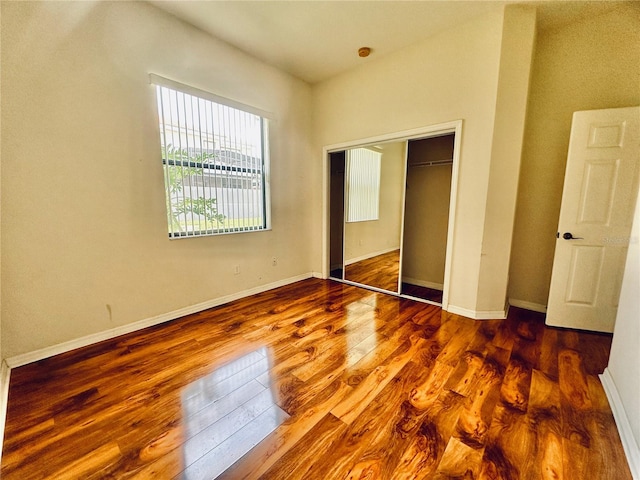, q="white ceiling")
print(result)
[149,1,628,84]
